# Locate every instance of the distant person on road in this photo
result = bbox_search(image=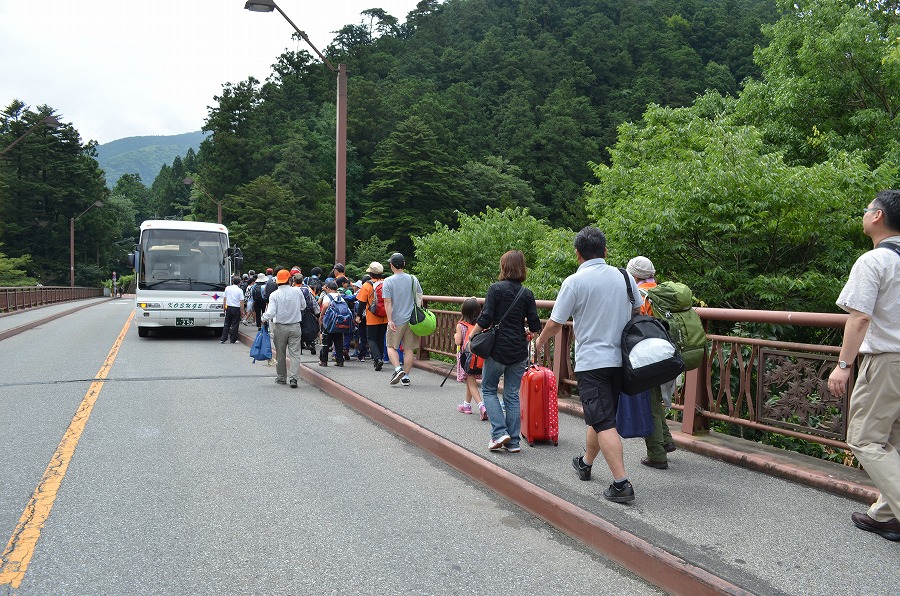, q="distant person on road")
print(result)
[535,226,640,504]
[220,275,244,344]
[454,297,487,420]
[828,189,900,542]
[383,253,423,387]
[469,250,541,453]
[261,269,307,388]
[626,256,677,470]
